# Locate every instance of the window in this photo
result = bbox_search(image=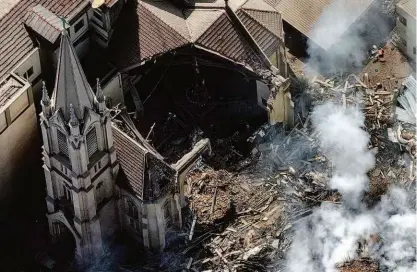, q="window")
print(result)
[0,112,7,133]
[413,46,416,55]
[63,183,72,201]
[73,31,89,48]
[269,51,278,67]
[74,18,85,34]
[399,15,407,26]
[93,9,103,22]
[126,199,138,219]
[86,128,98,158]
[23,67,34,80]
[57,130,69,158]
[96,182,104,205]
[126,199,141,234]
[400,37,407,47]
[9,91,29,121]
[163,201,172,228]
